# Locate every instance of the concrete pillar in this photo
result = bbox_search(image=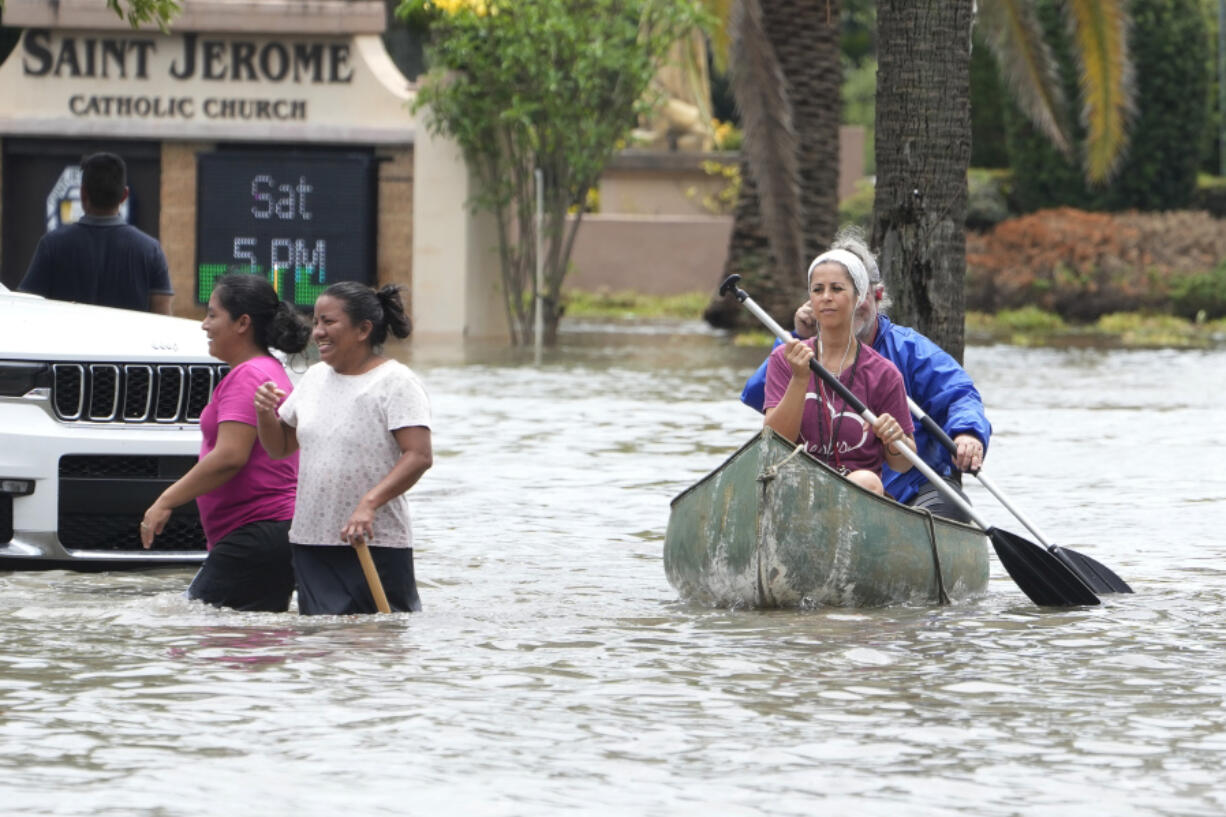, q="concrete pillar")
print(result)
[160,141,214,319]
[411,124,507,343]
